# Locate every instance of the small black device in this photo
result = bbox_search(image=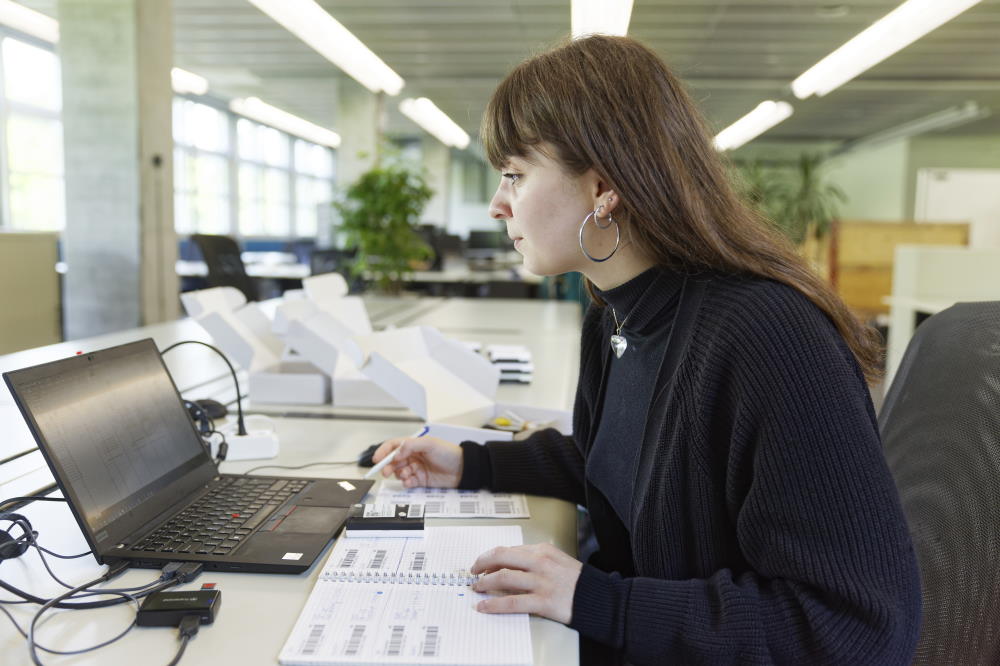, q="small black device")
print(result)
[358,443,380,467]
[137,589,221,627]
[194,398,227,420]
[344,503,424,538]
